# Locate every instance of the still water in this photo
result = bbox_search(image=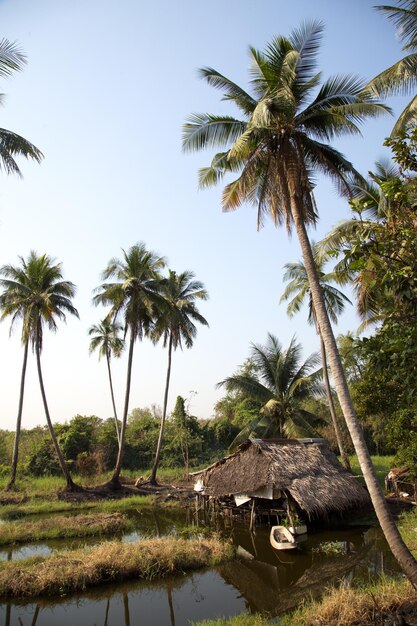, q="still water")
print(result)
[0,507,401,625]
